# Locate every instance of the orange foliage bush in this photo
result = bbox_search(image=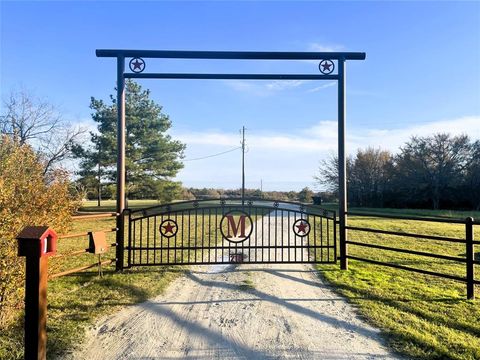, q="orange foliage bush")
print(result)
[0,136,80,328]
